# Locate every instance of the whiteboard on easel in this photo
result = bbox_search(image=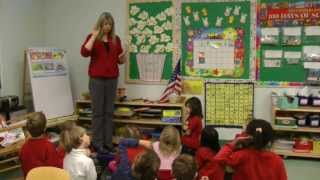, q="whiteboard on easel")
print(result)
[26,47,74,119]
